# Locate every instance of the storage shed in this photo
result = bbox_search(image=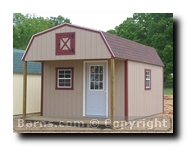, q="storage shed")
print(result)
[13,49,41,116]
[22,23,164,124]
